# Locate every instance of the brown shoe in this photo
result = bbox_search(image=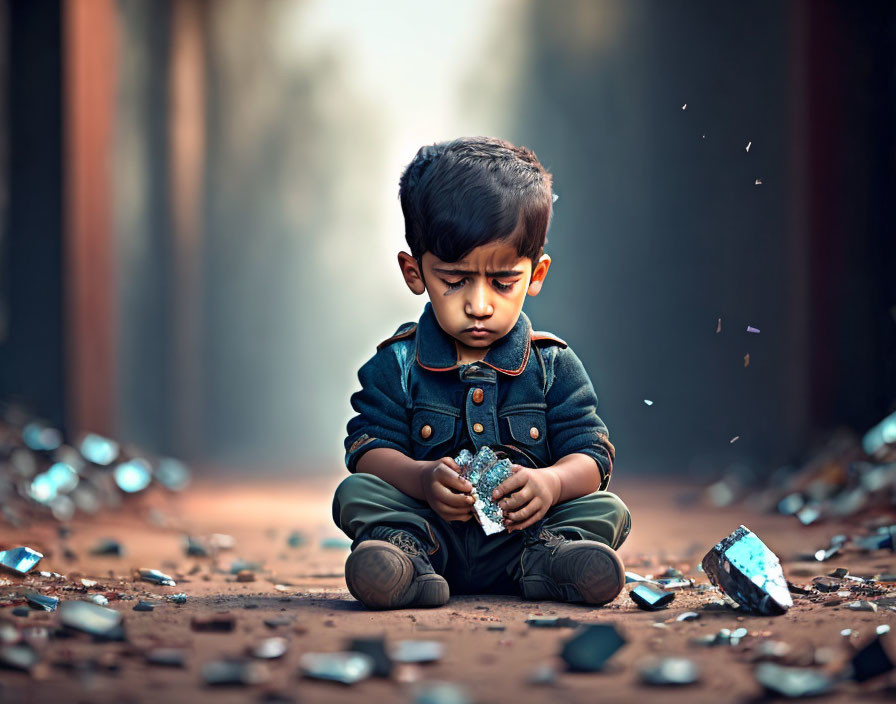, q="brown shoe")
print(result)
[518,528,624,605]
[344,530,449,610]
